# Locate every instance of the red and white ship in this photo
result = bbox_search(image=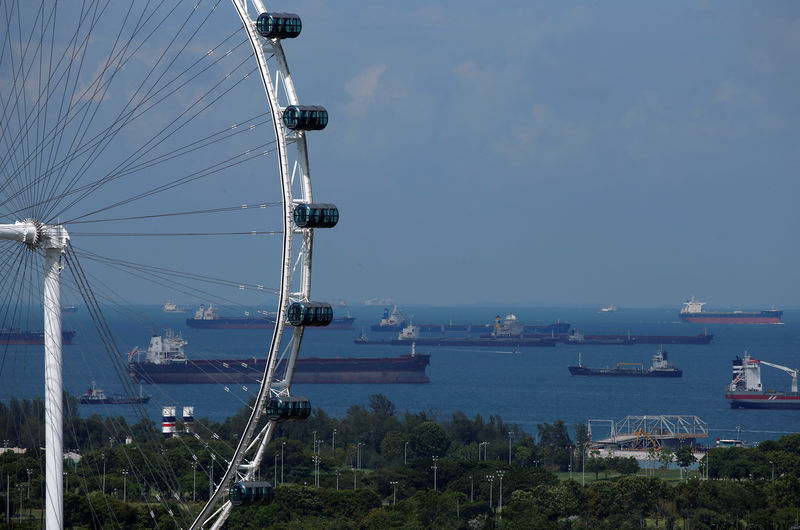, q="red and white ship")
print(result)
[725,352,800,409]
[679,298,782,324]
